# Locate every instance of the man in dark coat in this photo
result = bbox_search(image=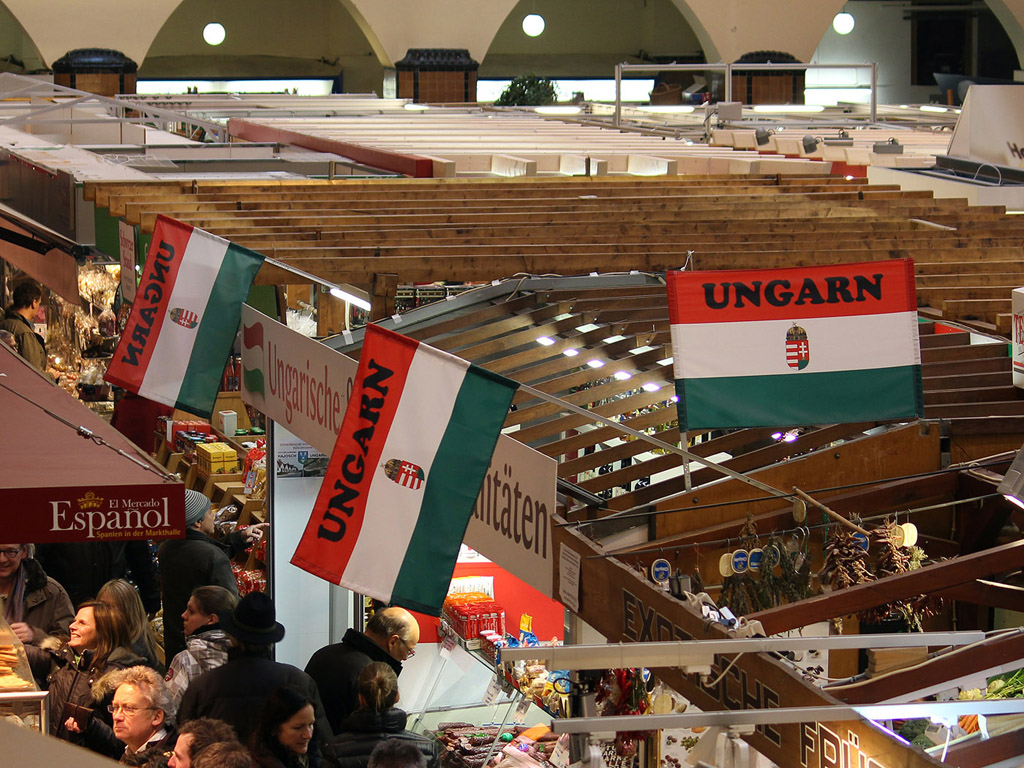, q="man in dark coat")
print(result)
[157,490,243,660]
[305,607,419,733]
[0,280,50,377]
[178,591,331,742]
[0,542,73,645]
